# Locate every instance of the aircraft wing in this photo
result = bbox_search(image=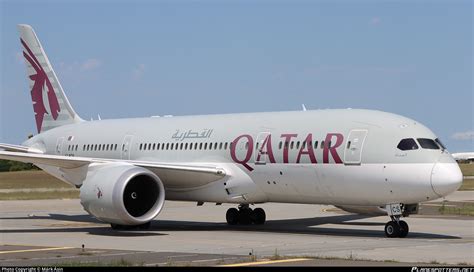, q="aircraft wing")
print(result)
[0,150,90,168]
[0,143,43,153]
[0,150,226,189]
